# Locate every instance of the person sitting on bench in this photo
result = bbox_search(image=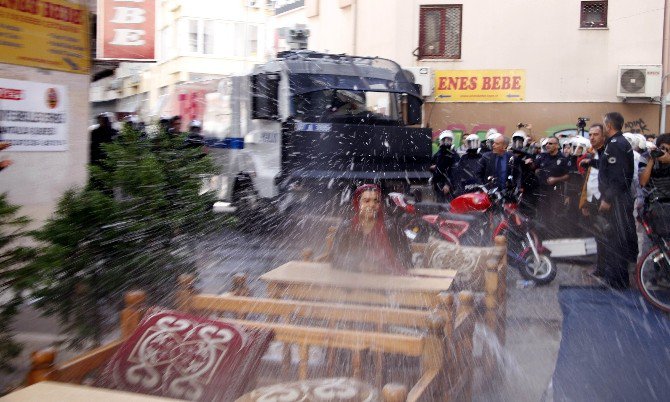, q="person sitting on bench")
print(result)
[332,184,411,275]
